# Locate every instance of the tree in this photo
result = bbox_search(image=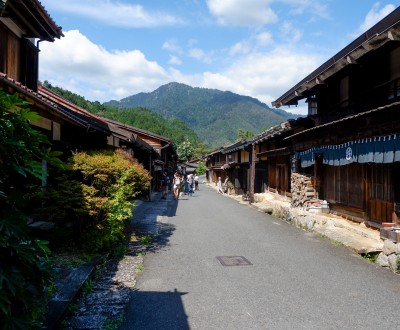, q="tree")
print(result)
[176,139,194,161]
[237,129,255,141]
[196,162,206,175]
[0,90,62,328]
